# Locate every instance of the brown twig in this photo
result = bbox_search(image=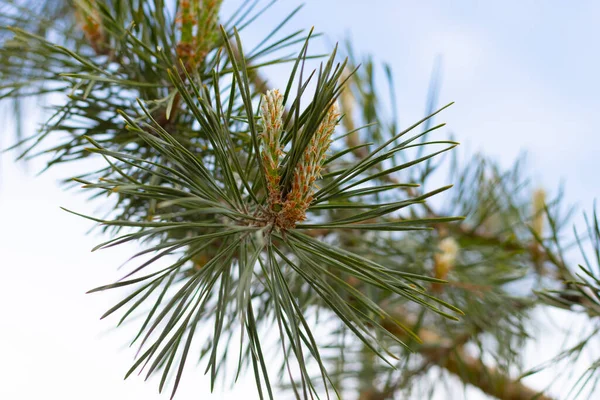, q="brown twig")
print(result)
[382,317,554,400]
